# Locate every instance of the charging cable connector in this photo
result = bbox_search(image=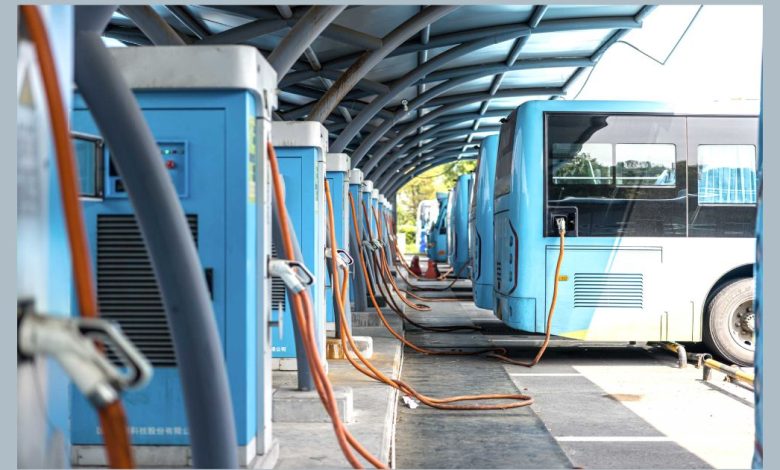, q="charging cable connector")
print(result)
[555,217,567,236]
[17,301,152,408]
